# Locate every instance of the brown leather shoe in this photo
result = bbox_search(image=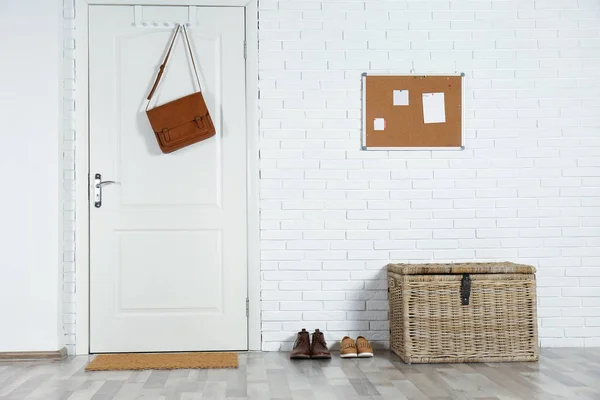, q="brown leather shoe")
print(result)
[290,329,311,359]
[356,336,374,358]
[310,329,332,359]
